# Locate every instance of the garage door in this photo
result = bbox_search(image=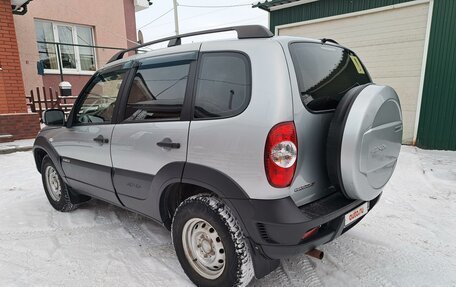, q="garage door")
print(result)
[277,2,430,144]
